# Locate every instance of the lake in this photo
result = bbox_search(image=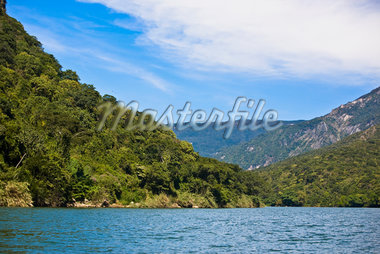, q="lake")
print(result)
[0,207,379,253]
